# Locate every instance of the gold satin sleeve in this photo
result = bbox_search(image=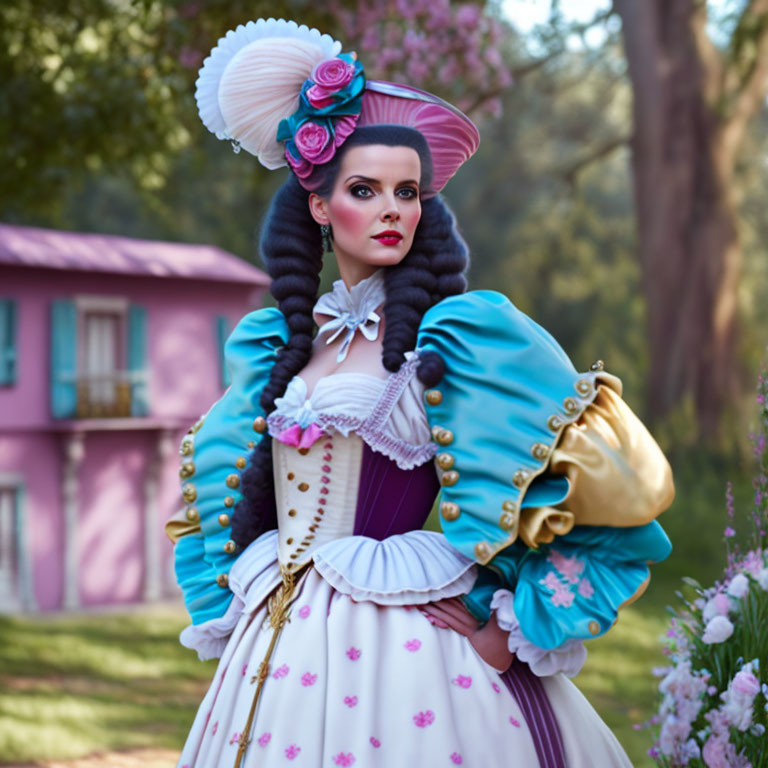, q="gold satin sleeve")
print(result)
[165,508,201,544]
[518,384,675,549]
